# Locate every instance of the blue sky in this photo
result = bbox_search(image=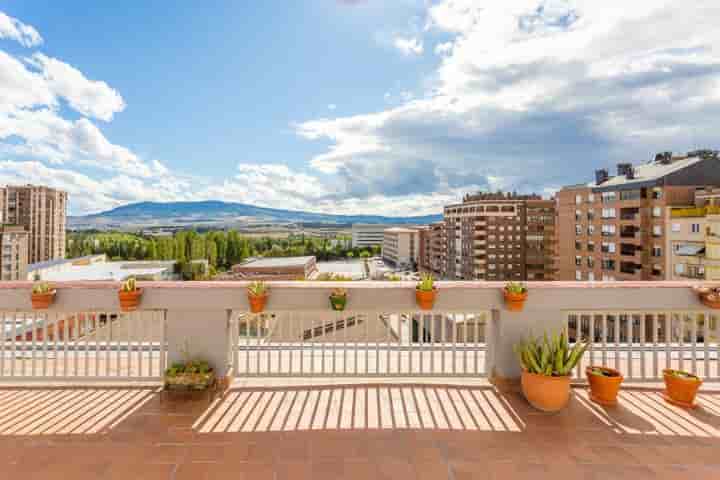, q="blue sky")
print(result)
[0,1,718,215]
